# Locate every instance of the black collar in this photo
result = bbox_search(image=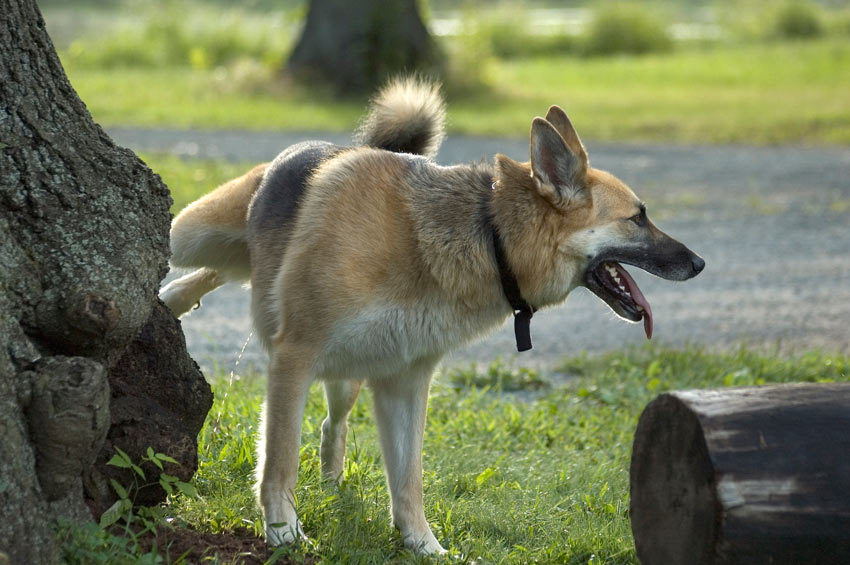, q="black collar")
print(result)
[490,184,536,352]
